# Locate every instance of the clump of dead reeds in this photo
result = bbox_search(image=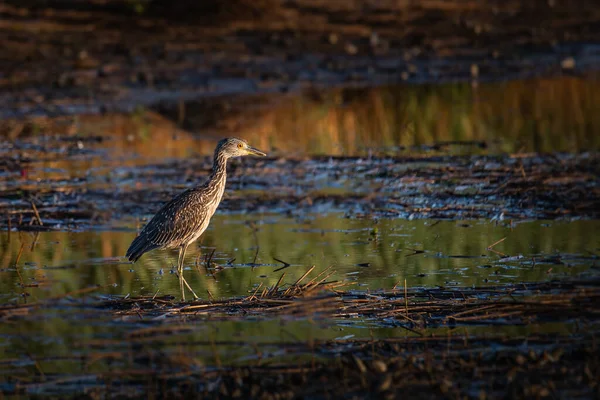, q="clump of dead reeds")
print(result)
[244,265,346,301]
